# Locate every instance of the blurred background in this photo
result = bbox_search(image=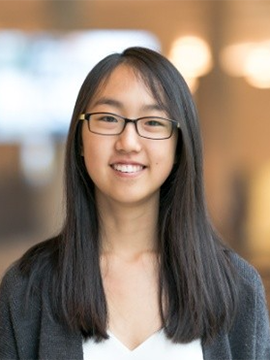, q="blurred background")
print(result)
[0,0,270,306]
